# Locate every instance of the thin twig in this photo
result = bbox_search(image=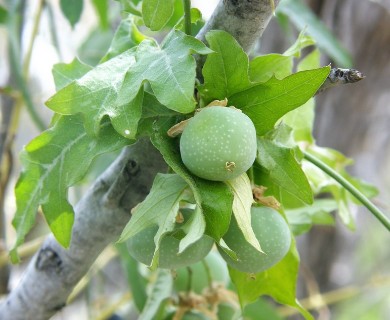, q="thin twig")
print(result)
[316,68,365,95]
